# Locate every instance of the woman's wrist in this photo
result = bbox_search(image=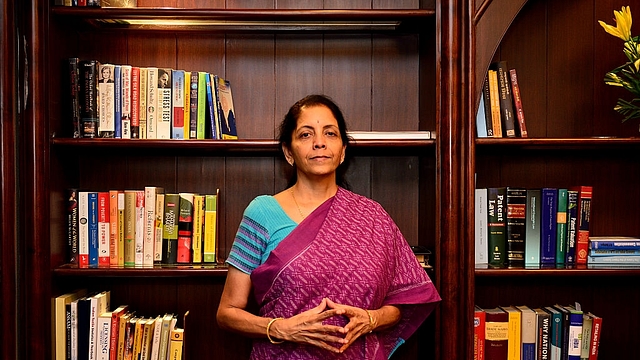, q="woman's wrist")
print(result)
[365,309,375,333]
[266,317,285,344]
